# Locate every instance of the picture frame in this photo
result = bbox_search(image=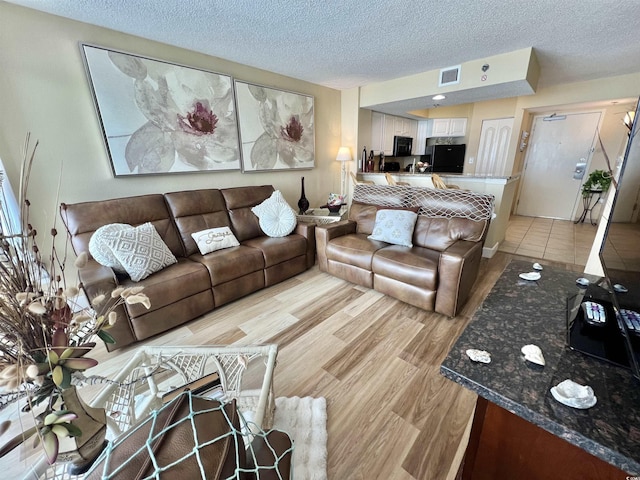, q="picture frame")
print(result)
[80,44,241,176]
[234,80,315,172]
